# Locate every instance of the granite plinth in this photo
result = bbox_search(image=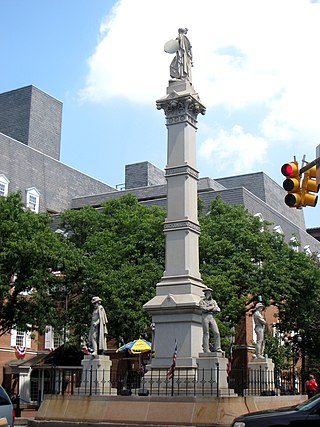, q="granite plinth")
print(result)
[196,352,236,396]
